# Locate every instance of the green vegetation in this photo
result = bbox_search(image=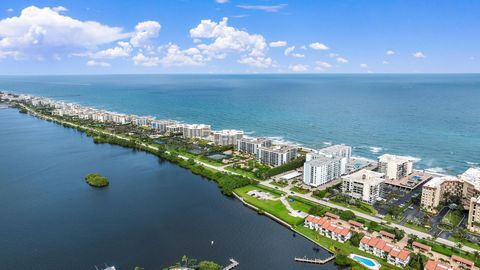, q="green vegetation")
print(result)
[270,180,288,188]
[85,173,109,187]
[234,185,305,226]
[163,255,222,270]
[330,195,377,215]
[19,108,28,113]
[290,186,310,194]
[262,156,306,179]
[415,238,480,266]
[312,189,330,199]
[439,210,464,231]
